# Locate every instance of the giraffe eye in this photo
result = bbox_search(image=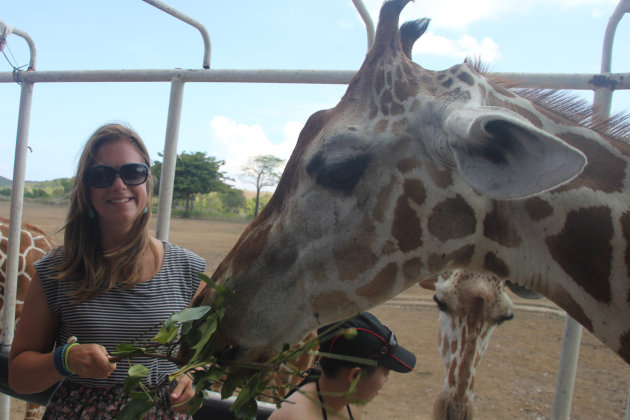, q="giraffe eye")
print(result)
[307,152,370,192]
[497,313,514,325]
[433,295,449,313]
